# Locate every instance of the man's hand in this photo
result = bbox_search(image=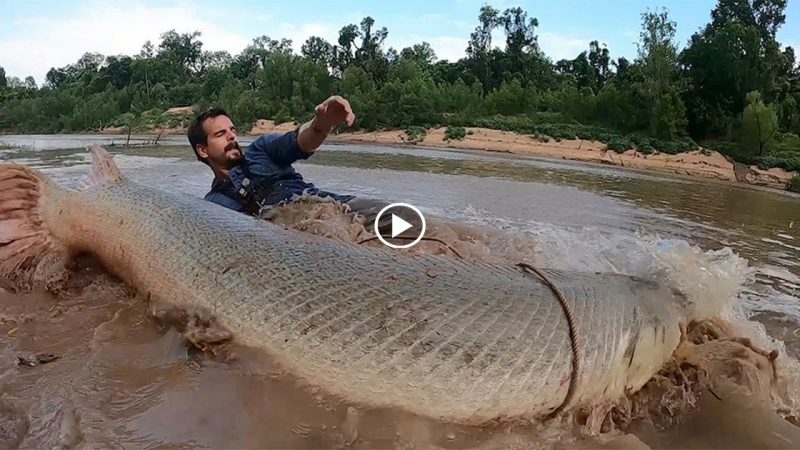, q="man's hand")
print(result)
[298,95,355,153]
[312,95,356,132]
